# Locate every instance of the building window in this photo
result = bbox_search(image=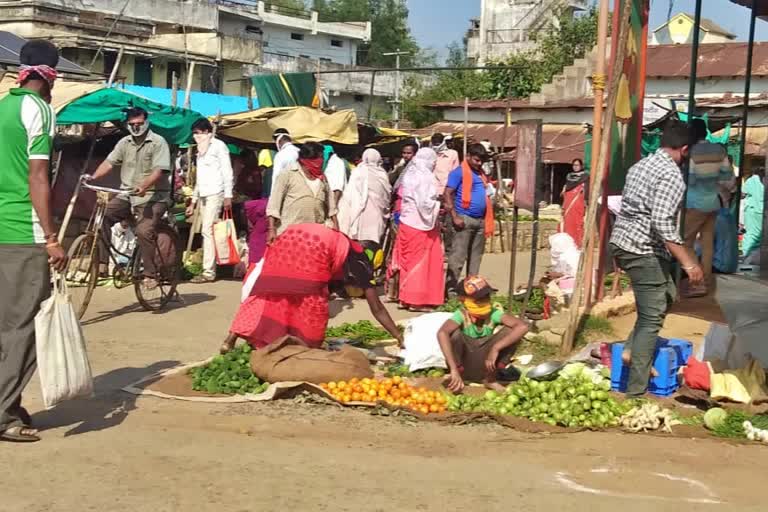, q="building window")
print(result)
[291,32,304,41]
[331,39,343,48]
[134,58,152,87]
[354,94,364,102]
[299,54,310,59]
[103,51,117,76]
[320,58,332,63]
[246,25,262,35]
[201,65,220,94]
[166,61,182,89]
